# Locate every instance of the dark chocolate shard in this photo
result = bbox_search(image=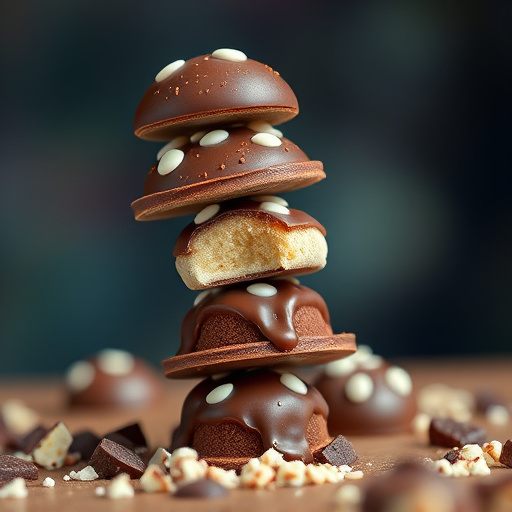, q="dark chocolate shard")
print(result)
[89,438,146,479]
[428,418,487,448]
[499,439,512,467]
[313,435,357,466]
[104,423,147,449]
[444,450,459,463]
[174,479,228,499]
[19,426,48,454]
[69,431,101,461]
[0,455,38,483]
